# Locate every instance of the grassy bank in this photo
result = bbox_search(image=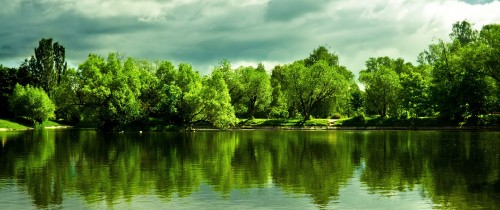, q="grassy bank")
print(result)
[0,118,66,131]
[335,115,500,128]
[237,118,330,128]
[0,119,29,130]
